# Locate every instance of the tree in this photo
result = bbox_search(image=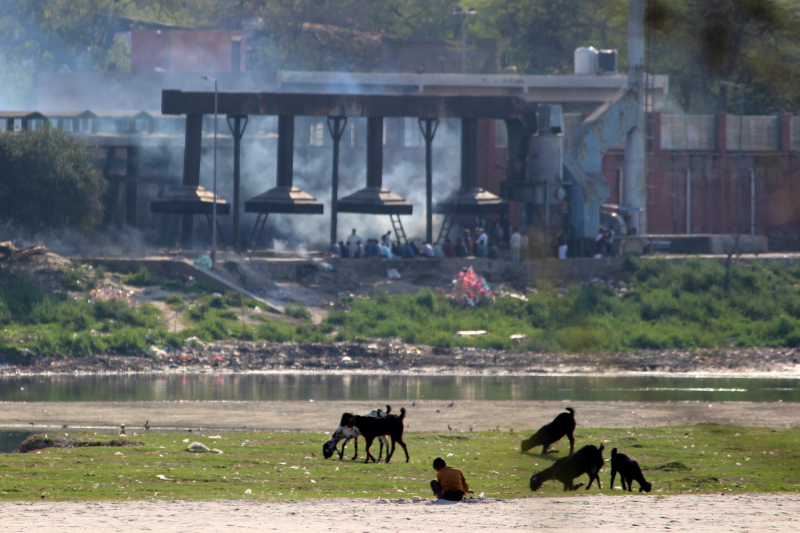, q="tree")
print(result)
[647,0,800,114]
[0,126,105,235]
